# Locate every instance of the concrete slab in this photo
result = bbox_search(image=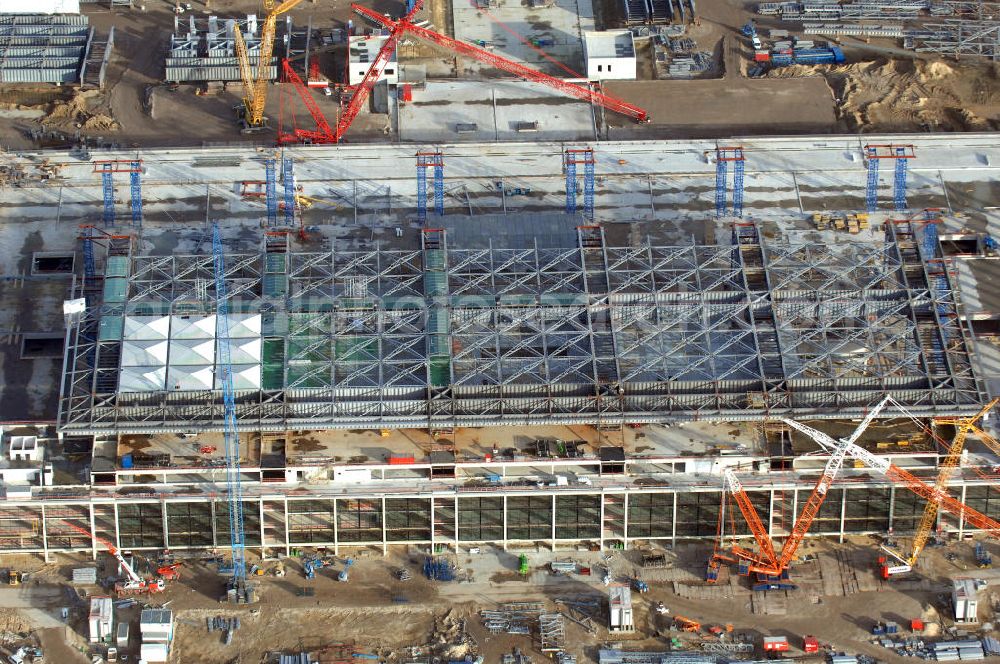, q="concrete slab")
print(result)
[451,0,594,75]
[399,80,596,143]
